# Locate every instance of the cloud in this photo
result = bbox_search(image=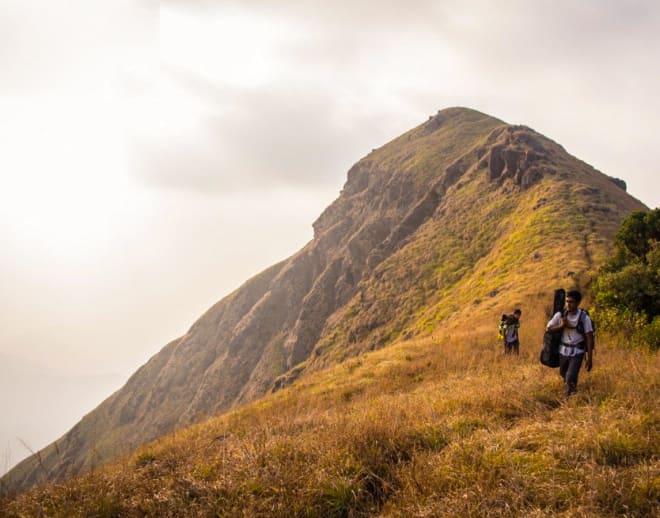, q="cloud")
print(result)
[0,0,156,94]
[122,0,660,208]
[127,72,386,195]
[4,0,658,205]
[124,2,459,195]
